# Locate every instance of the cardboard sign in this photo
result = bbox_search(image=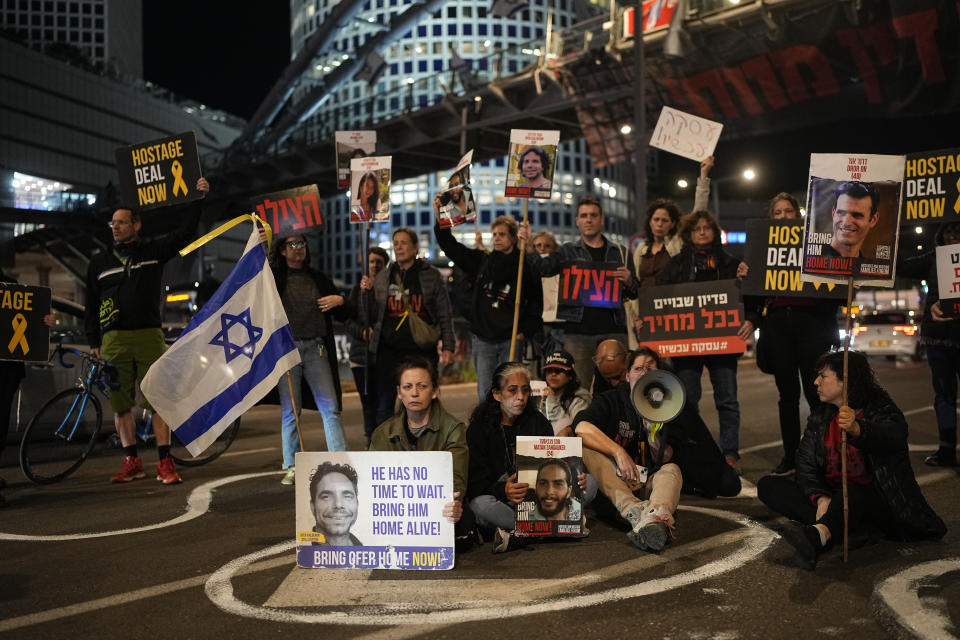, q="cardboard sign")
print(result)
[515,436,586,538]
[505,129,560,199]
[636,280,746,357]
[295,451,454,570]
[903,148,960,224]
[741,220,845,298]
[649,106,722,163]
[438,150,478,228]
[350,156,392,223]
[114,132,202,212]
[0,283,51,363]
[557,261,623,310]
[251,185,322,237]
[937,243,960,318]
[801,153,904,286]
[335,131,377,190]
